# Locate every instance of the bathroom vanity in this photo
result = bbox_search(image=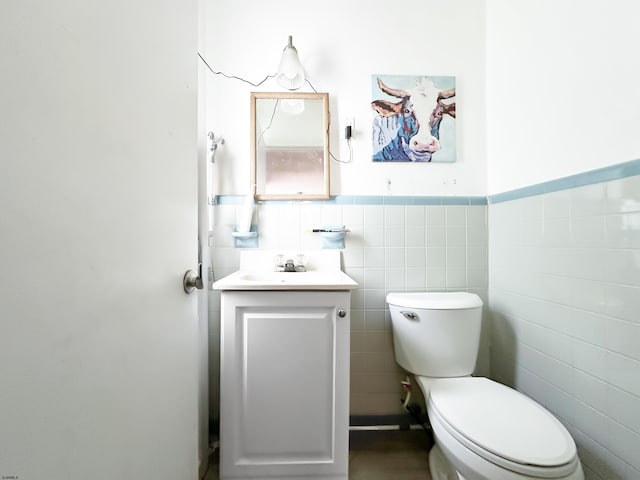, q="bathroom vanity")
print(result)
[213,250,357,480]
